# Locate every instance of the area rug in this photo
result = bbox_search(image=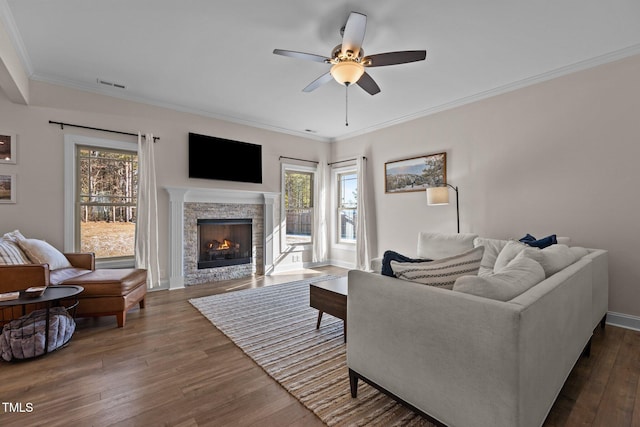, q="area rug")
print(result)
[189,275,436,426]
